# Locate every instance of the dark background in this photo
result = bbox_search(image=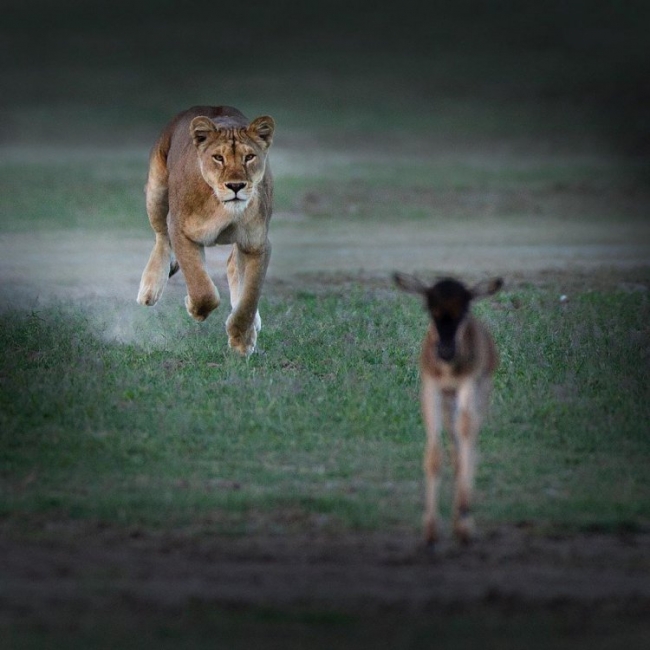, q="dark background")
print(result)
[2,0,649,160]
